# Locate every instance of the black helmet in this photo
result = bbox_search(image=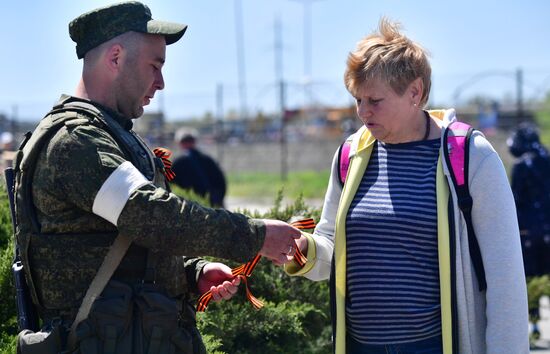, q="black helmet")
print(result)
[507,122,540,157]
